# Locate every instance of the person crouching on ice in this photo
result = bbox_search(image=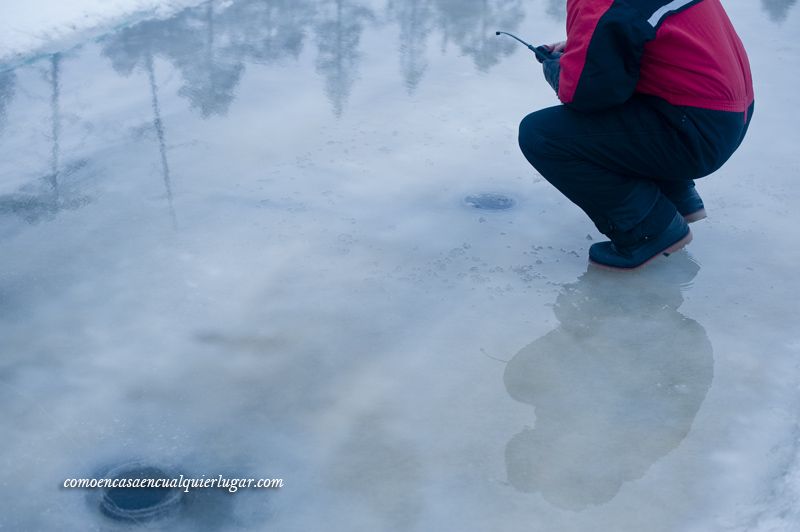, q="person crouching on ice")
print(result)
[518,0,754,270]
